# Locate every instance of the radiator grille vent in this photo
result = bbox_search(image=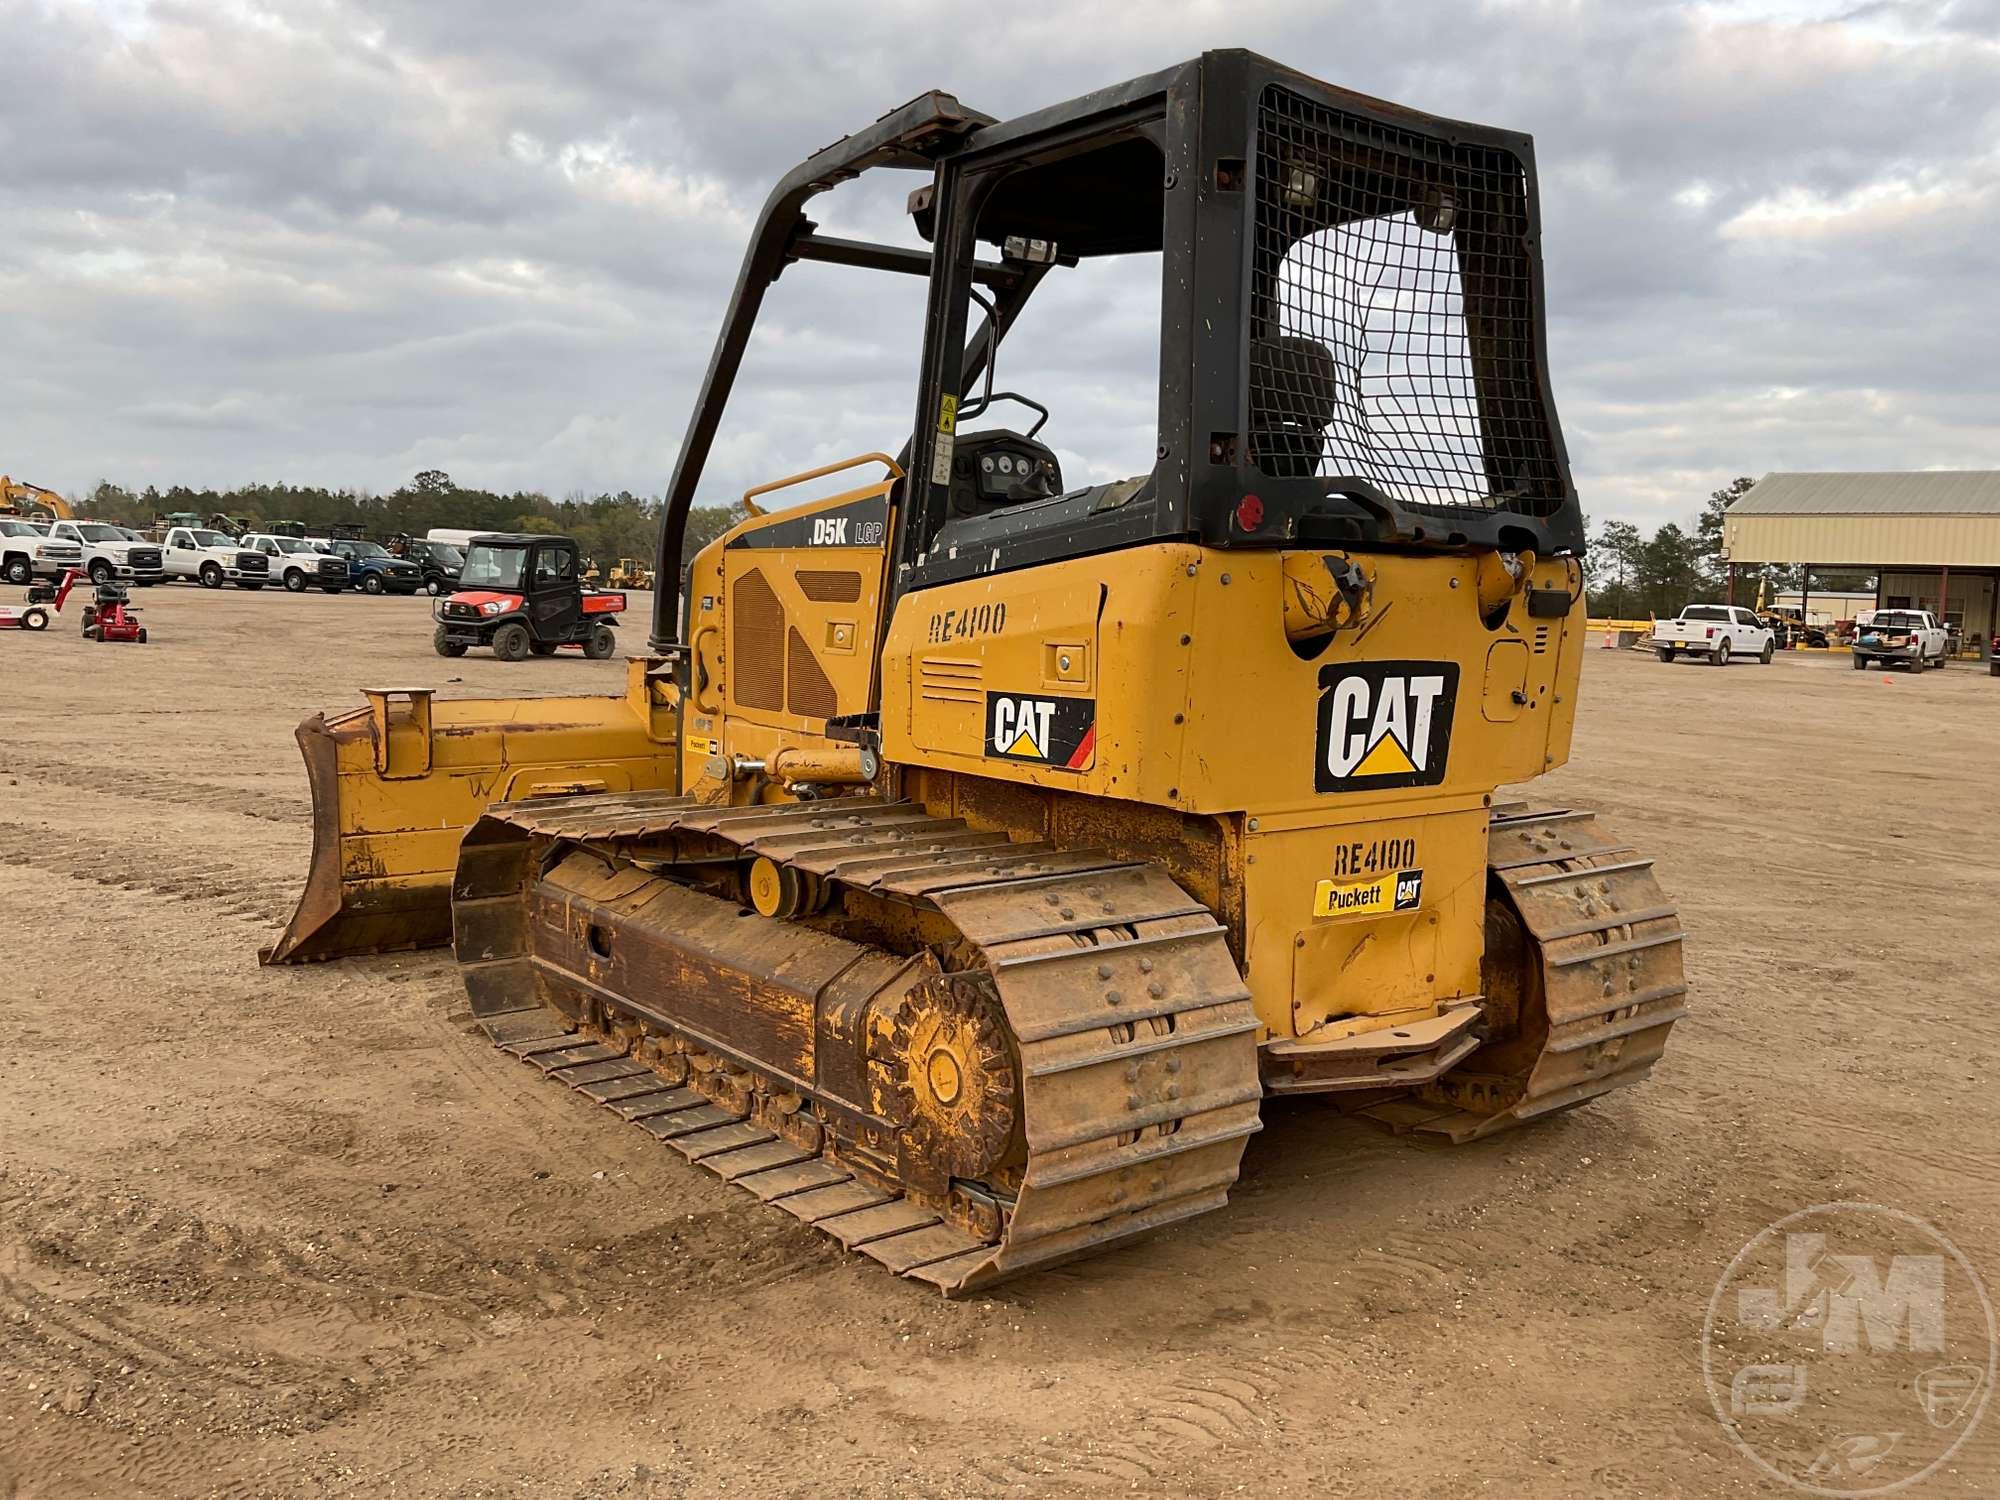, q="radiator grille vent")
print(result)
[731,568,785,710]
[1532,625,1550,656]
[786,626,838,719]
[796,569,863,603]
